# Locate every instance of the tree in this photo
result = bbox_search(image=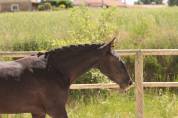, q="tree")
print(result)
[137,0,163,4]
[45,0,73,8]
[168,0,178,6]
